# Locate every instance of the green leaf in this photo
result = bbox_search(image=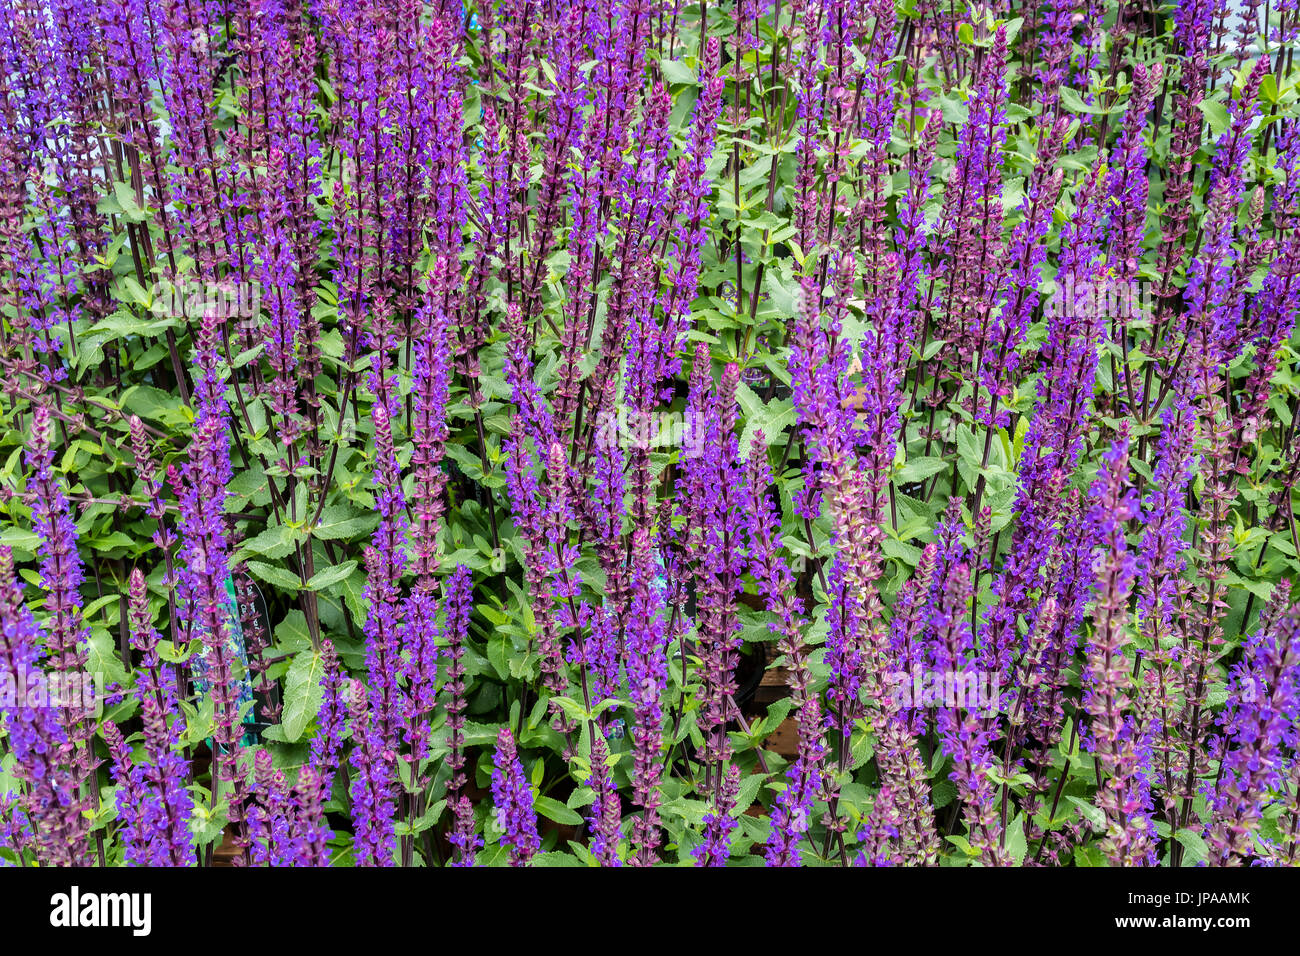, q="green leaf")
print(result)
[85,628,127,688]
[732,772,764,817]
[660,59,699,87]
[337,569,369,628]
[930,779,958,809]
[487,634,510,681]
[0,527,41,553]
[763,270,798,316]
[897,455,948,483]
[1066,796,1106,831]
[157,639,198,665]
[1059,86,1103,115]
[1174,828,1209,865]
[1198,100,1230,140]
[306,561,358,591]
[1005,814,1028,865]
[273,610,312,653]
[739,394,797,456]
[84,531,138,552]
[111,181,150,222]
[190,802,230,848]
[533,795,583,826]
[122,384,185,425]
[311,505,379,541]
[239,523,298,560]
[247,561,302,593]
[280,647,326,743]
[1073,844,1105,866]
[945,833,978,857]
[549,695,592,724]
[532,850,583,867]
